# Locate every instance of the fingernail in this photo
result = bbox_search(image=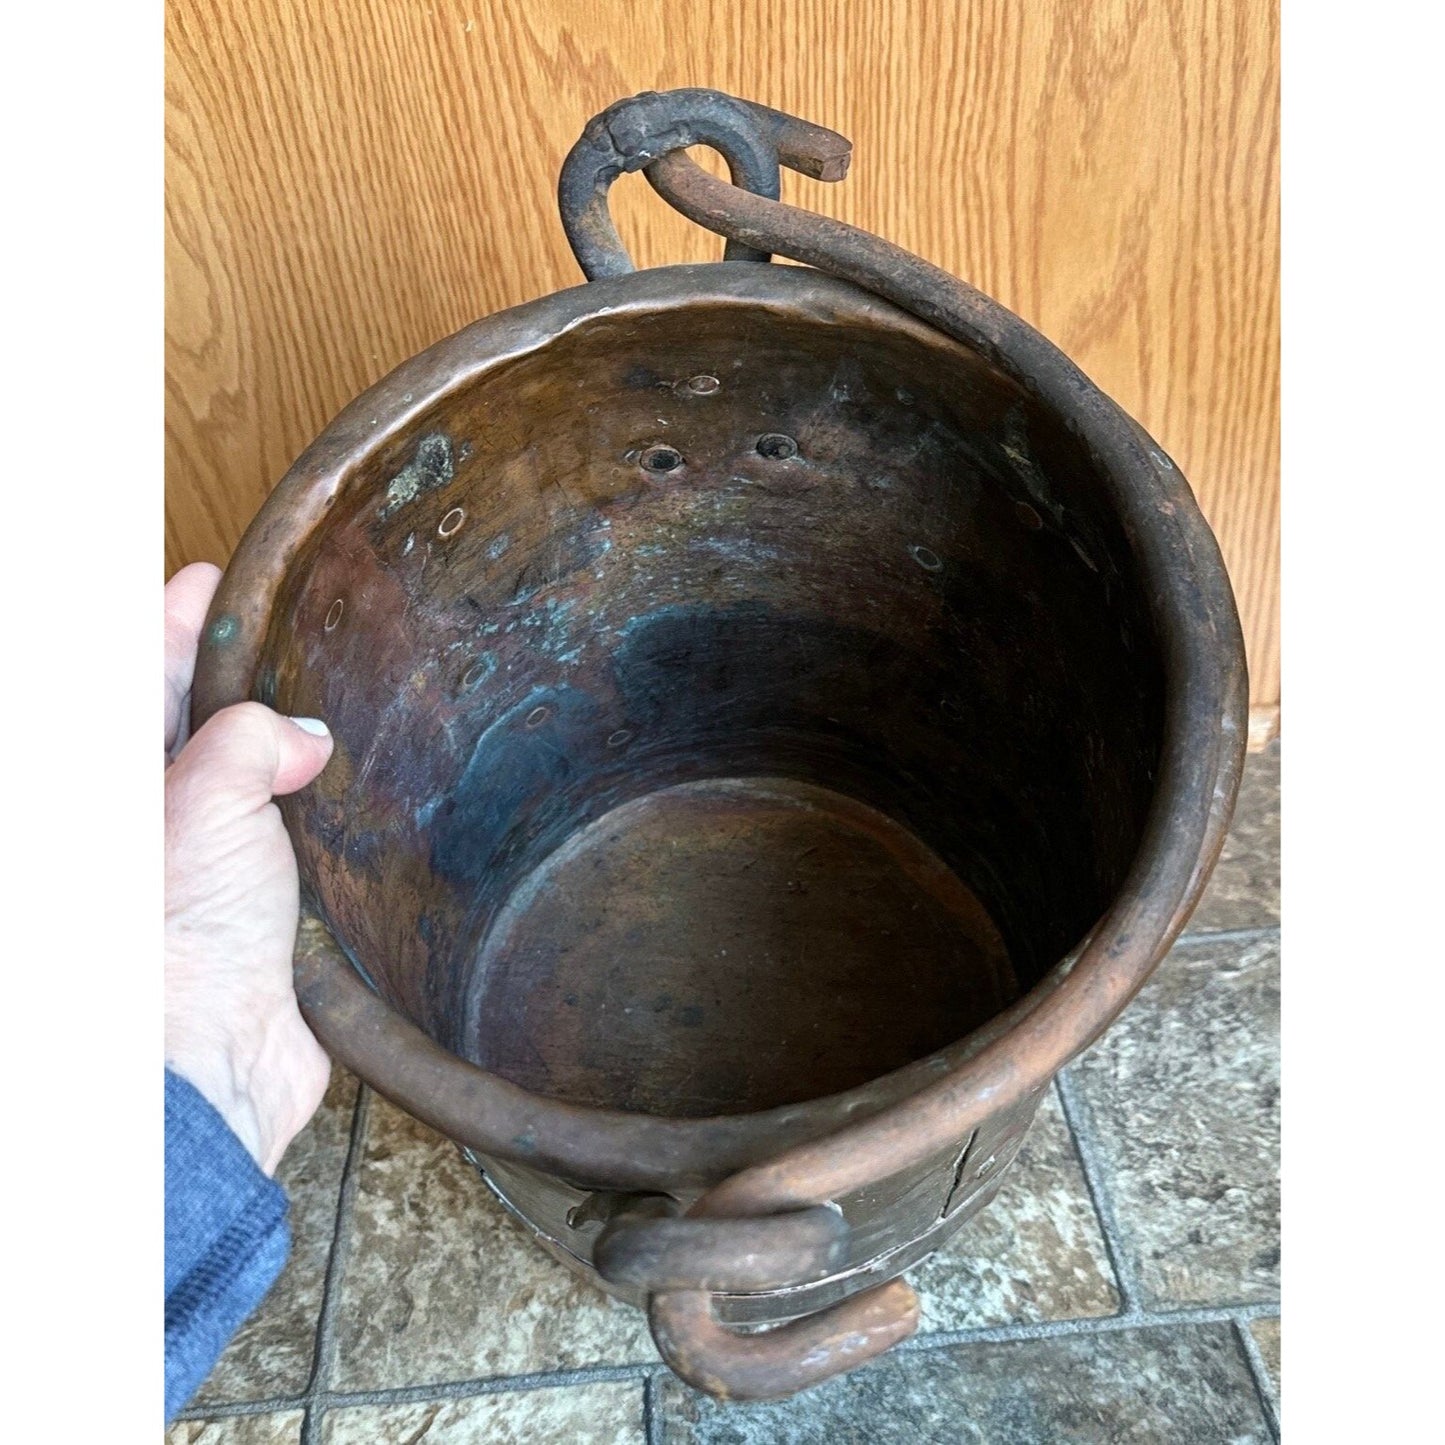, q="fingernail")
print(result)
[290,716,331,736]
